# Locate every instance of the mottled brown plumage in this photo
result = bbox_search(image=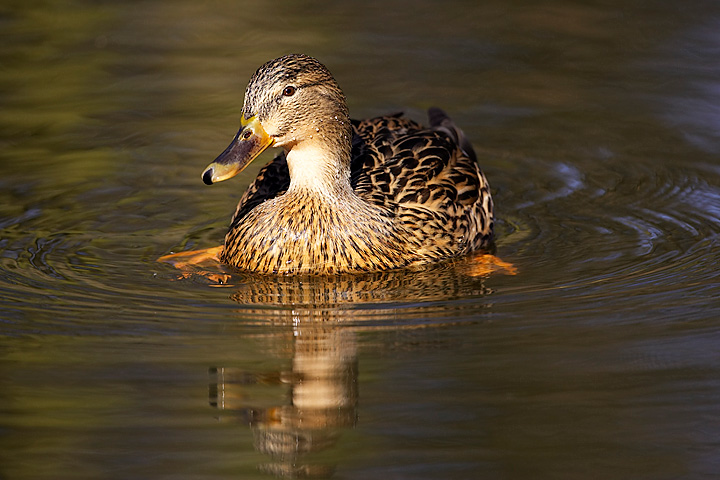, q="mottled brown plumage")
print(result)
[202,54,494,274]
